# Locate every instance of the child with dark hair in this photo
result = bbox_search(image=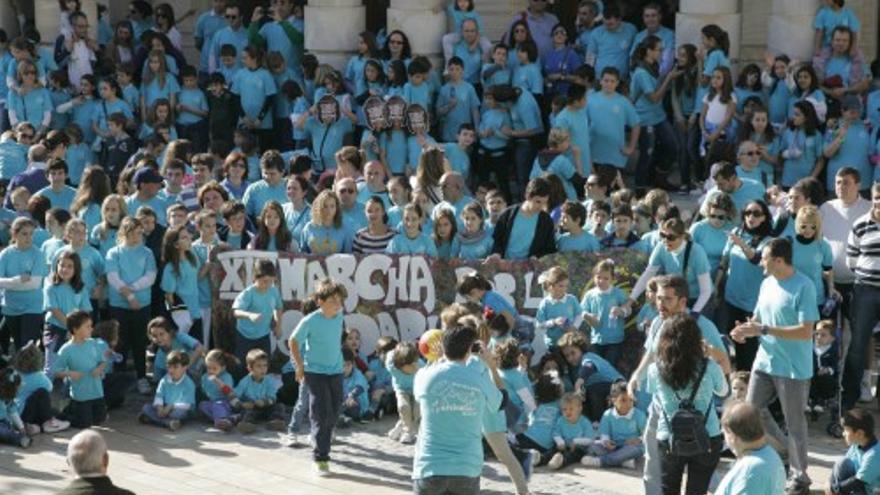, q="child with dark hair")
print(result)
[206,72,240,146]
[386,341,422,444]
[232,259,282,364]
[234,349,286,434]
[810,320,839,415]
[199,349,240,432]
[364,335,397,421]
[43,250,91,374]
[13,342,69,434]
[495,338,535,431]
[52,310,106,428]
[509,371,563,478]
[557,331,624,422]
[340,348,370,425]
[176,66,209,153]
[138,350,196,431]
[582,381,646,469]
[92,319,130,410]
[0,367,31,447]
[829,408,880,495]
